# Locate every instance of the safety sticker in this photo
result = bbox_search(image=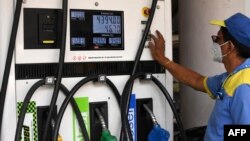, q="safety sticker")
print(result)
[72,97,90,141]
[128,94,137,141]
[17,101,38,141]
